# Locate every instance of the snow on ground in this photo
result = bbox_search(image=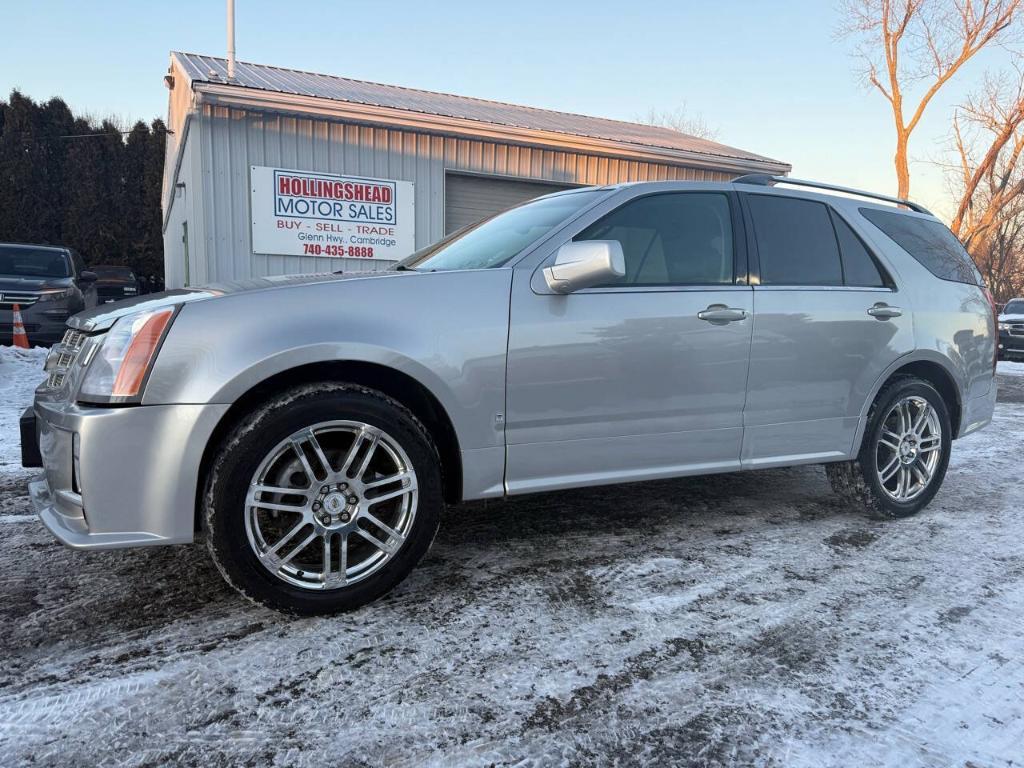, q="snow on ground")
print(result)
[0,349,1022,766]
[999,360,1024,376]
[996,360,1024,405]
[0,346,47,480]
